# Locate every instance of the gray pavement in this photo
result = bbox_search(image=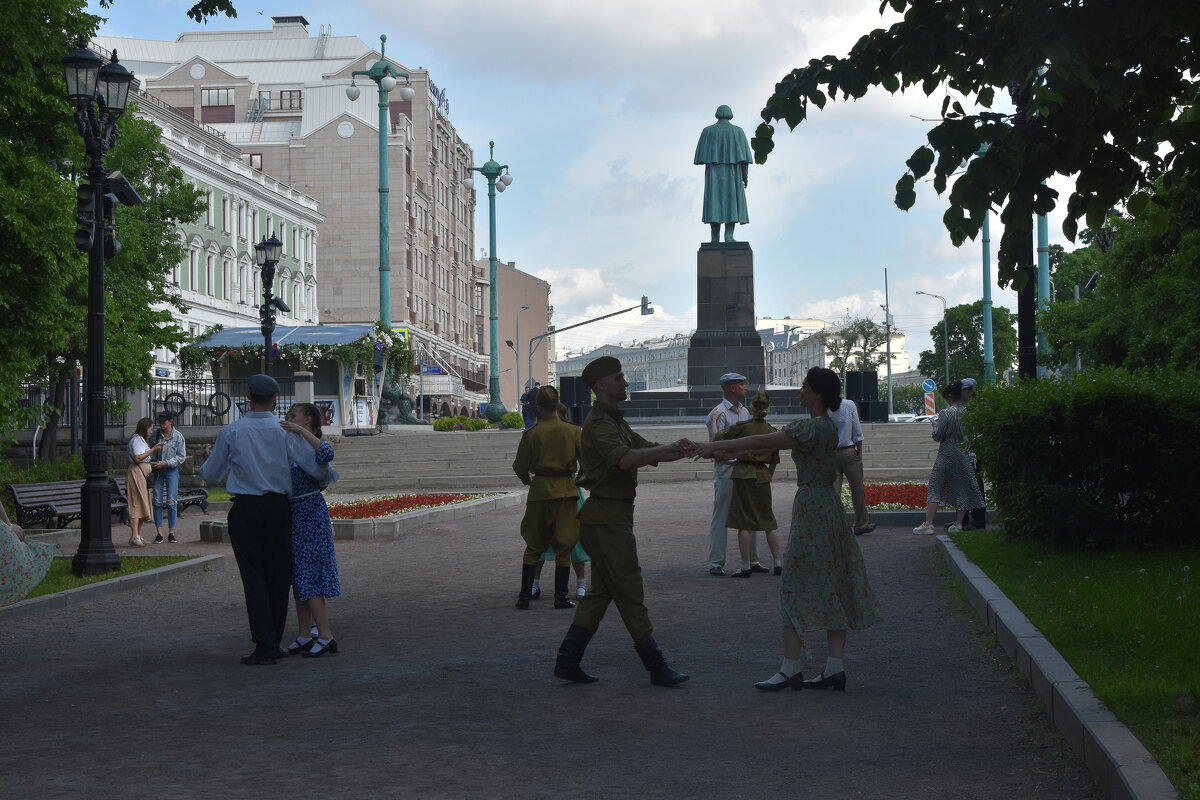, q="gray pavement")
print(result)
[2,482,1104,799]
